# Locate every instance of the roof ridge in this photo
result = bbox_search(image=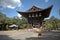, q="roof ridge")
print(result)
[27,5,43,11]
